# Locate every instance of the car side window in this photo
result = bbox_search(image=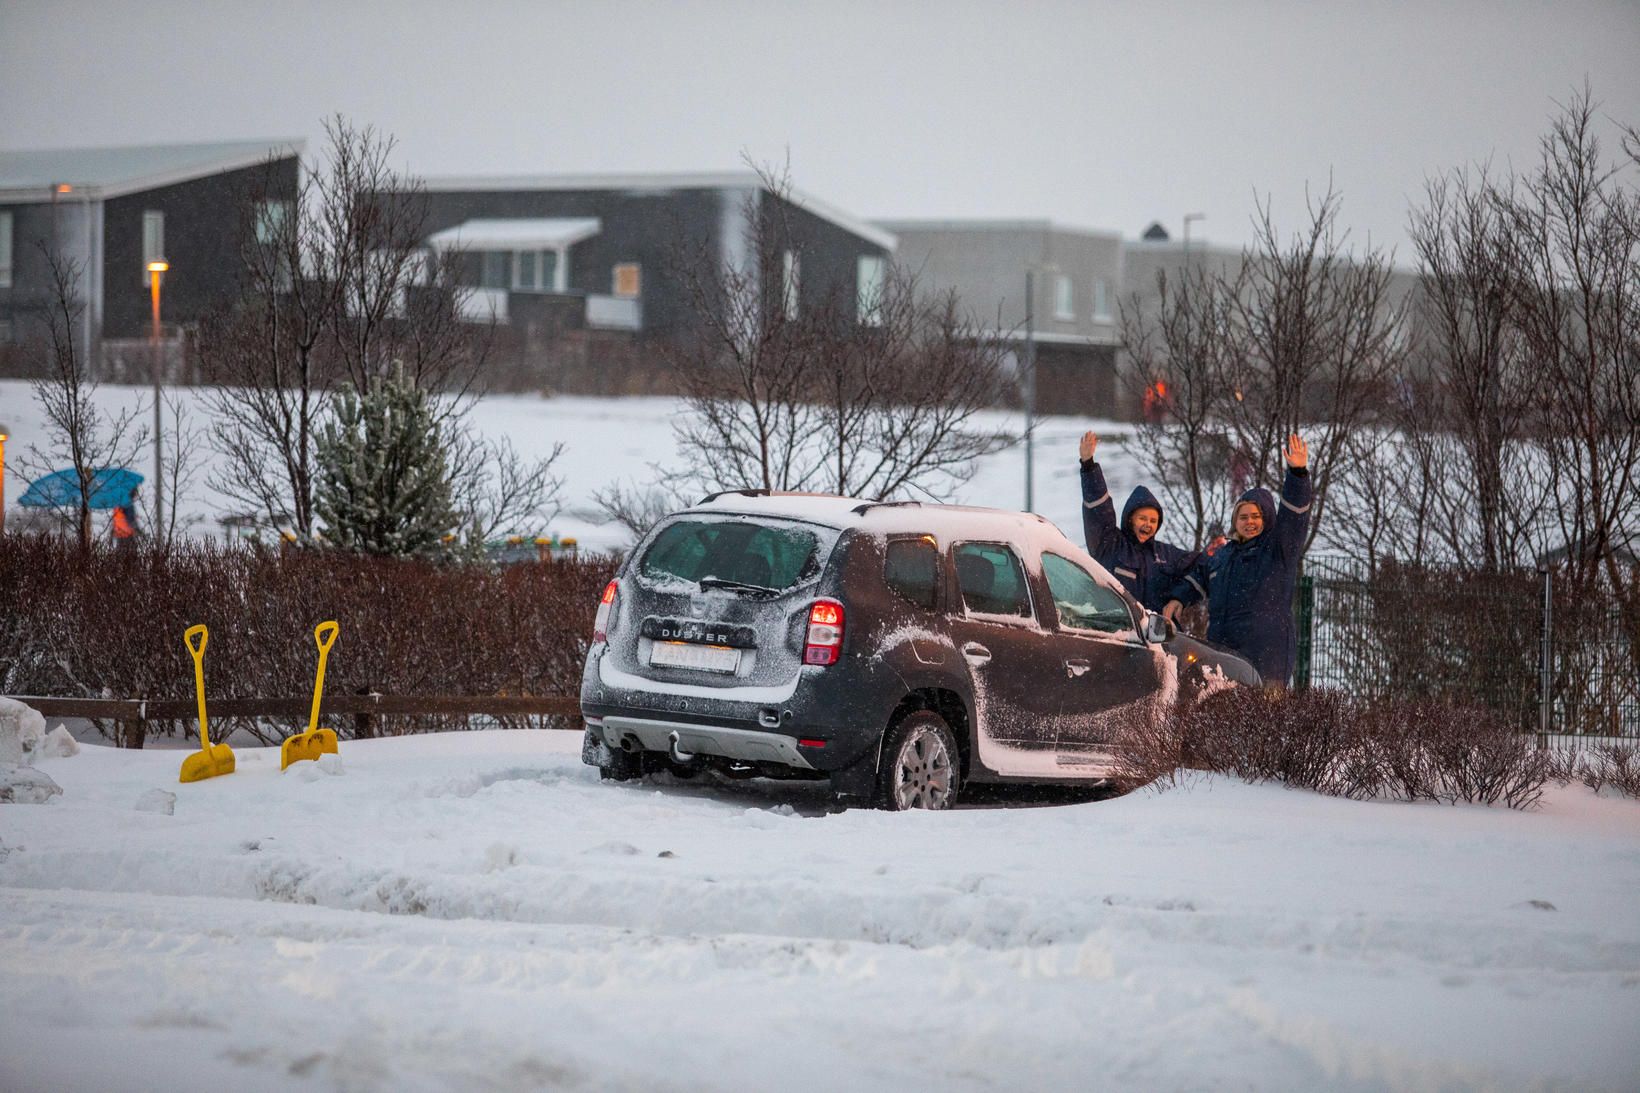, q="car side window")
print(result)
[952,542,1032,619]
[884,536,940,610]
[1042,553,1136,635]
